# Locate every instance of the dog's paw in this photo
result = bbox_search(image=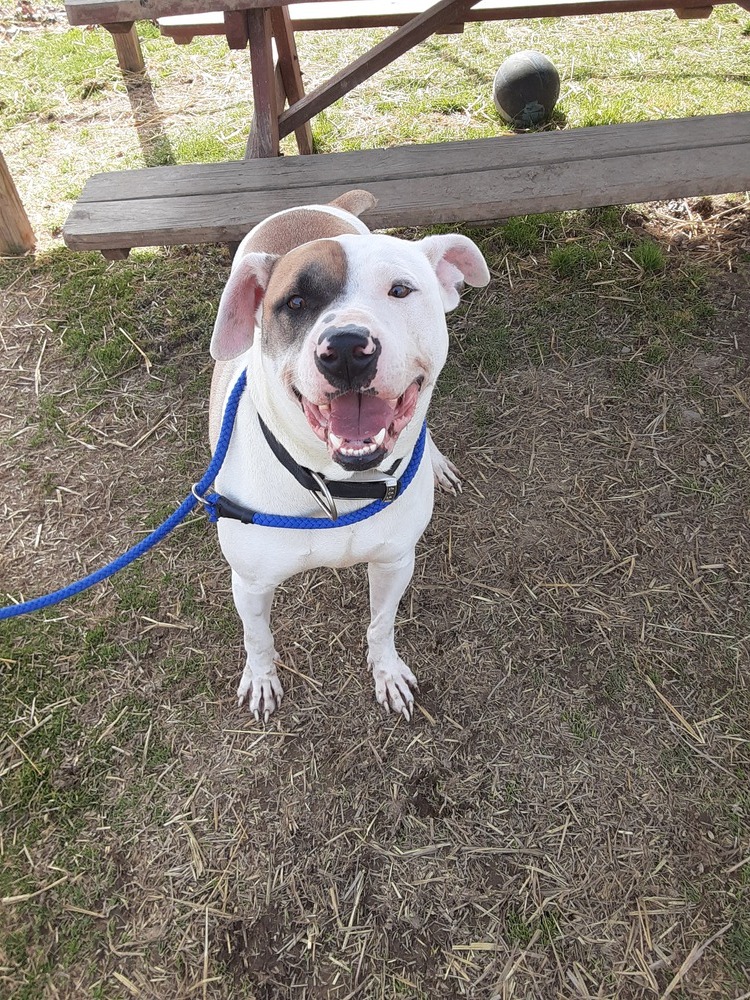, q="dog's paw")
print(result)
[429,438,462,494]
[372,657,418,721]
[237,664,284,723]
